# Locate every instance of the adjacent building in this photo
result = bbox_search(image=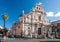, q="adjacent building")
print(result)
[51,20,60,38]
